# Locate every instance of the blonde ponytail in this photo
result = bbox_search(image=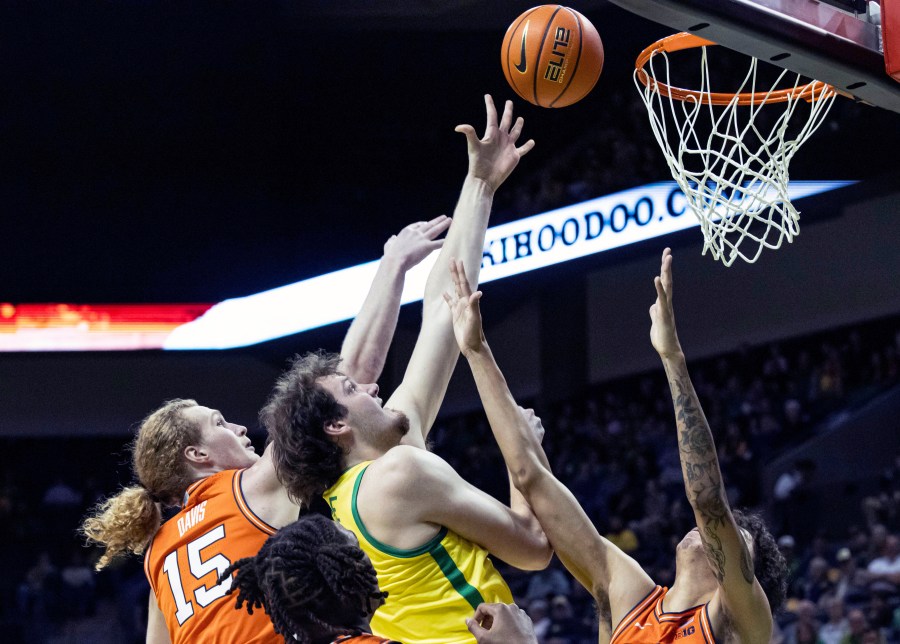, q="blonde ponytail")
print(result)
[80,398,202,570]
[81,485,162,570]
